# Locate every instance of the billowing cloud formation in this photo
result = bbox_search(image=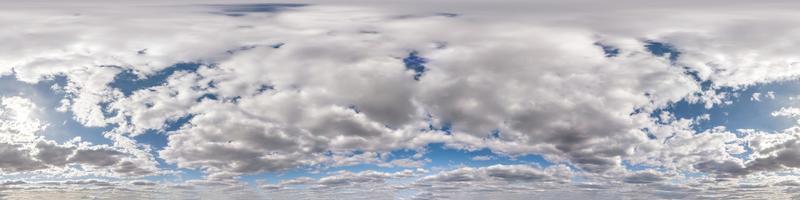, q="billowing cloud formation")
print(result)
[3,0,800,199]
[0,96,159,177]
